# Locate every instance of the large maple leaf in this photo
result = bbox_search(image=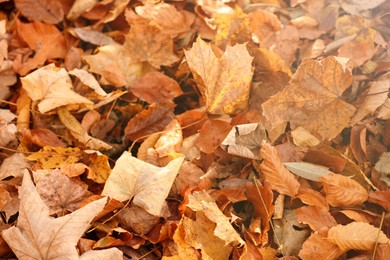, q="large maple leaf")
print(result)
[262,56,356,140]
[184,37,254,115]
[1,173,122,259]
